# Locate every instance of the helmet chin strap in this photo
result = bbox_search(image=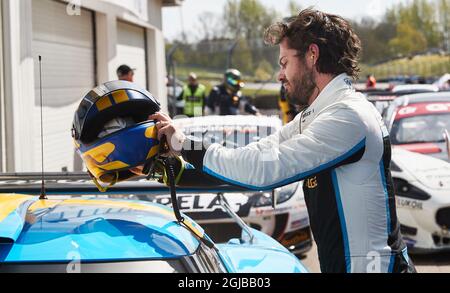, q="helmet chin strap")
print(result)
[90,171,118,193]
[144,136,216,249]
